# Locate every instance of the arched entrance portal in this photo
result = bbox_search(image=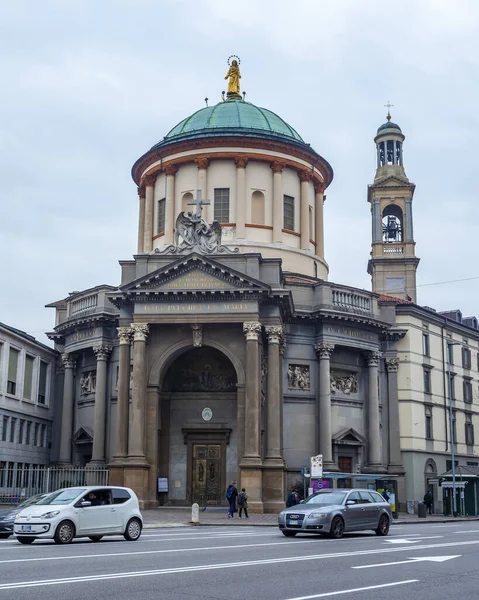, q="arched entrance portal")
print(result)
[159,346,238,506]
